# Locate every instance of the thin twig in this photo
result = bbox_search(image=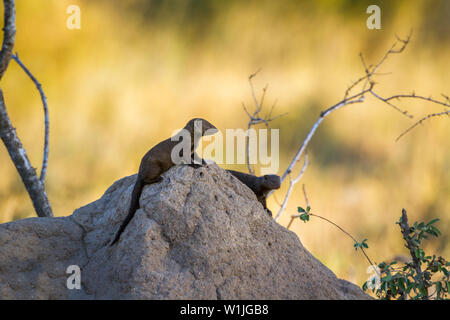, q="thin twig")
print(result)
[381,93,450,109]
[292,211,379,276]
[272,87,370,191]
[302,184,310,207]
[243,70,287,174]
[316,214,374,260]
[11,53,50,183]
[359,31,414,117]
[0,0,53,217]
[249,69,262,113]
[0,90,53,217]
[275,151,308,221]
[287,184,309,229]
[396,110,450,141]
[369,90,413,118]
[287,185,380,277]
[361,30,412,92]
